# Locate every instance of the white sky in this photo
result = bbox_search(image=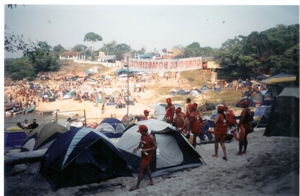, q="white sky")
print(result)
[2,2,299,58]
